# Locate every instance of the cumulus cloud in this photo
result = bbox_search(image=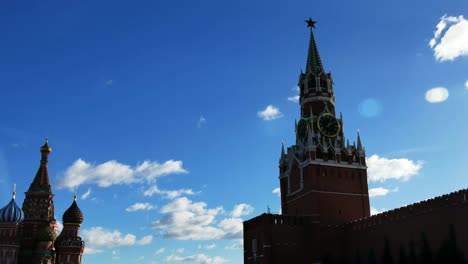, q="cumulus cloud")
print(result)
[126,202,156,212]
[257,105,283,121]
[57,159,188,189]
[166,254,226,264]
[368,187,398,198]
[82,226,153,251]
[272,187,281,198]
[225,241,243,250]
[151,197,245,240]
[370,207,382,216]
[205,244,216,250]
[144,184,196,199]
[425,87,449,103]
[84,247,103,255]
[230,204,254,218]
[429,15,468,61]
[155,248,166,255]
[81,188,92,200]
[287,95,300,103]
[366,154,424,182]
